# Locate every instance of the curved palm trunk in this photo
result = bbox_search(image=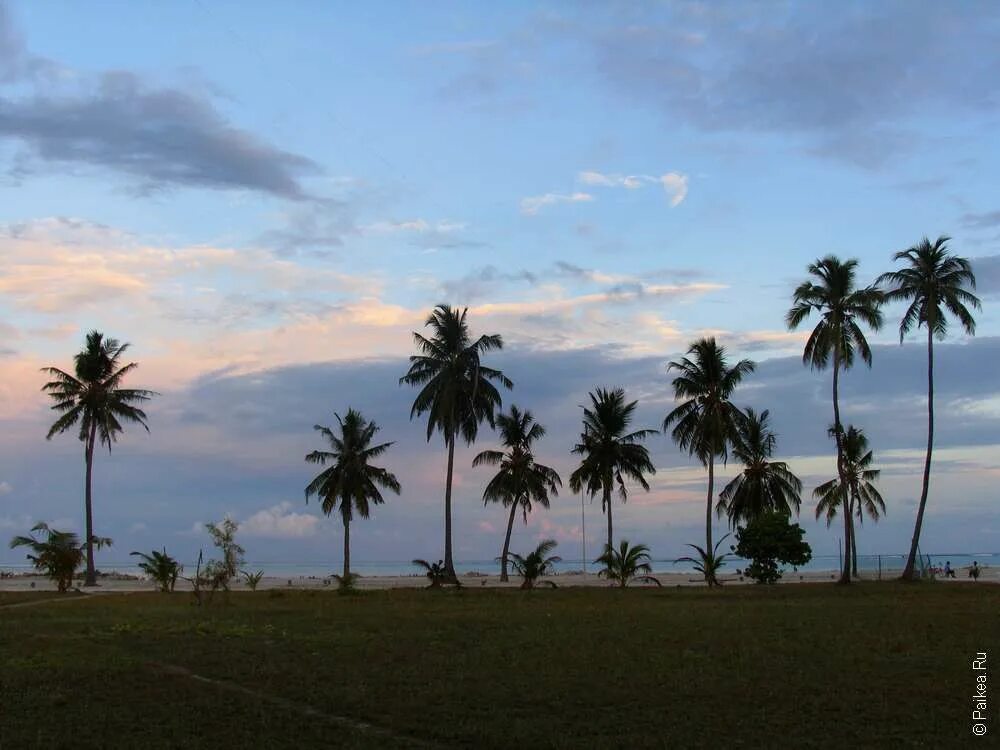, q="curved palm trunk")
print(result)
[604,484,613,552]
[342,514,351,581]
[850,497,858,578]
[902,327,934,581]
[706,454,717,586]
[83,421,98,587]
[443,434,458,583]
[832,353,851,584]
[499,501,518,582]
